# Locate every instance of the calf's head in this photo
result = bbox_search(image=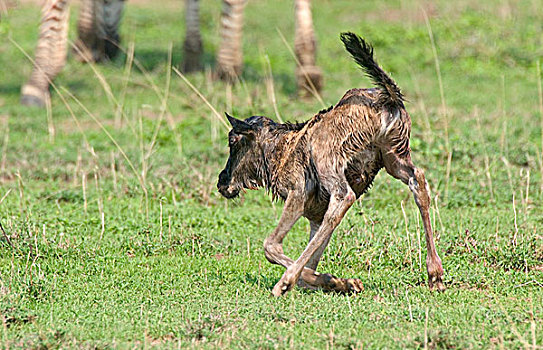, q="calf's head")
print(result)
[217,113,271,199]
